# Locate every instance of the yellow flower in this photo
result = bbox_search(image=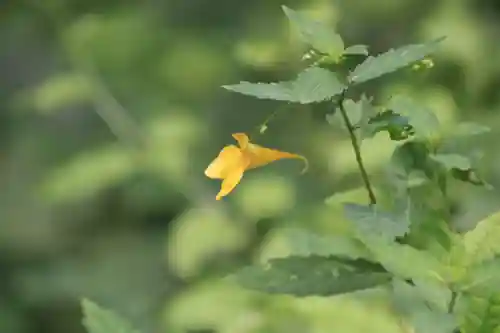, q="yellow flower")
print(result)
[204,133,308,200]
